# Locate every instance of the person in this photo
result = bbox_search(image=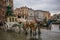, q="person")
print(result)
[30,27,32,36]
[38,28,41,36]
